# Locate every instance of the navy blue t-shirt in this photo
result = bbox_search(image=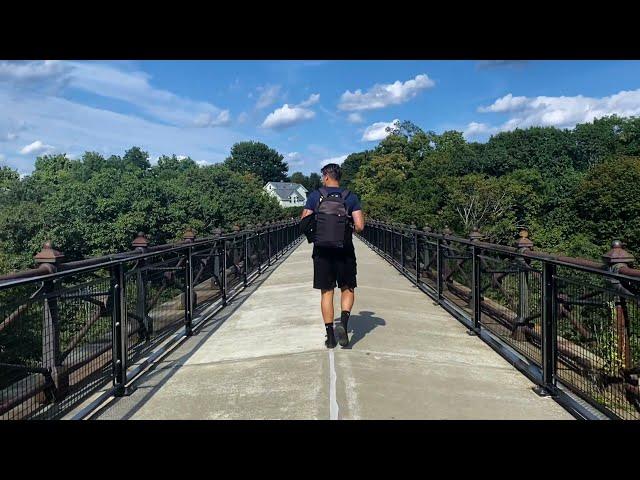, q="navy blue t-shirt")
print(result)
[304,187,362,214]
